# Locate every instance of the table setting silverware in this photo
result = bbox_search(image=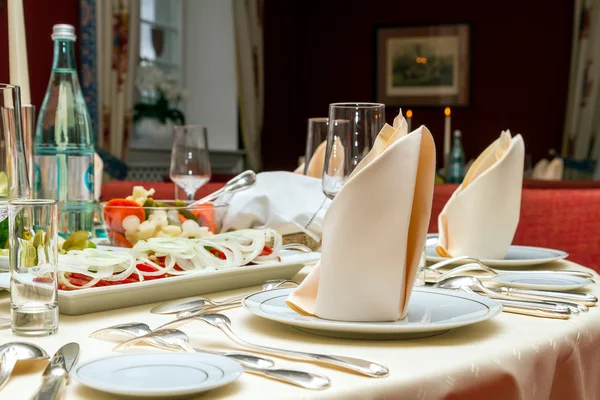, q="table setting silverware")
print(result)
[150,279,299,316]
[433,277,573,319]
[31,342,79,400]
[154,313,389,377]
[434,276,595,310]
[108,326,330,390]
[91,322,274,369]
[0,343,49,391]
[428,256,594,279]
